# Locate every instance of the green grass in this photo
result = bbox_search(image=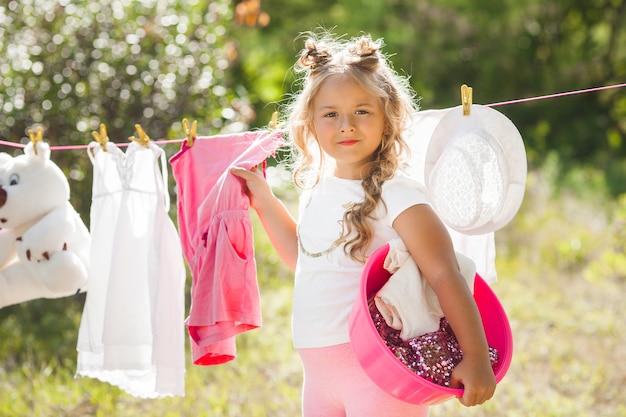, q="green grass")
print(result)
[0,284,302,417]
[2,165,625,416]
